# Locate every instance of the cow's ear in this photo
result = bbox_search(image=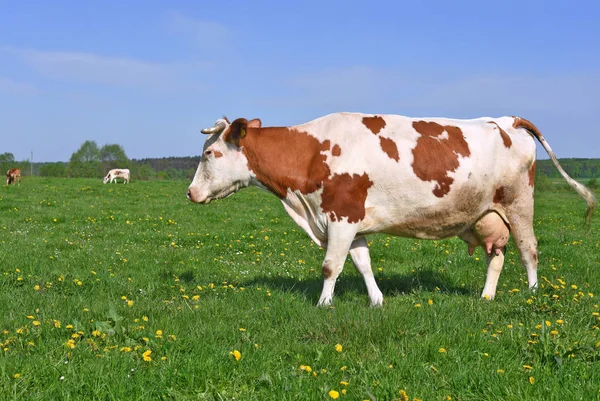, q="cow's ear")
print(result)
[225,118,249,146]
[248,118,261,129]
